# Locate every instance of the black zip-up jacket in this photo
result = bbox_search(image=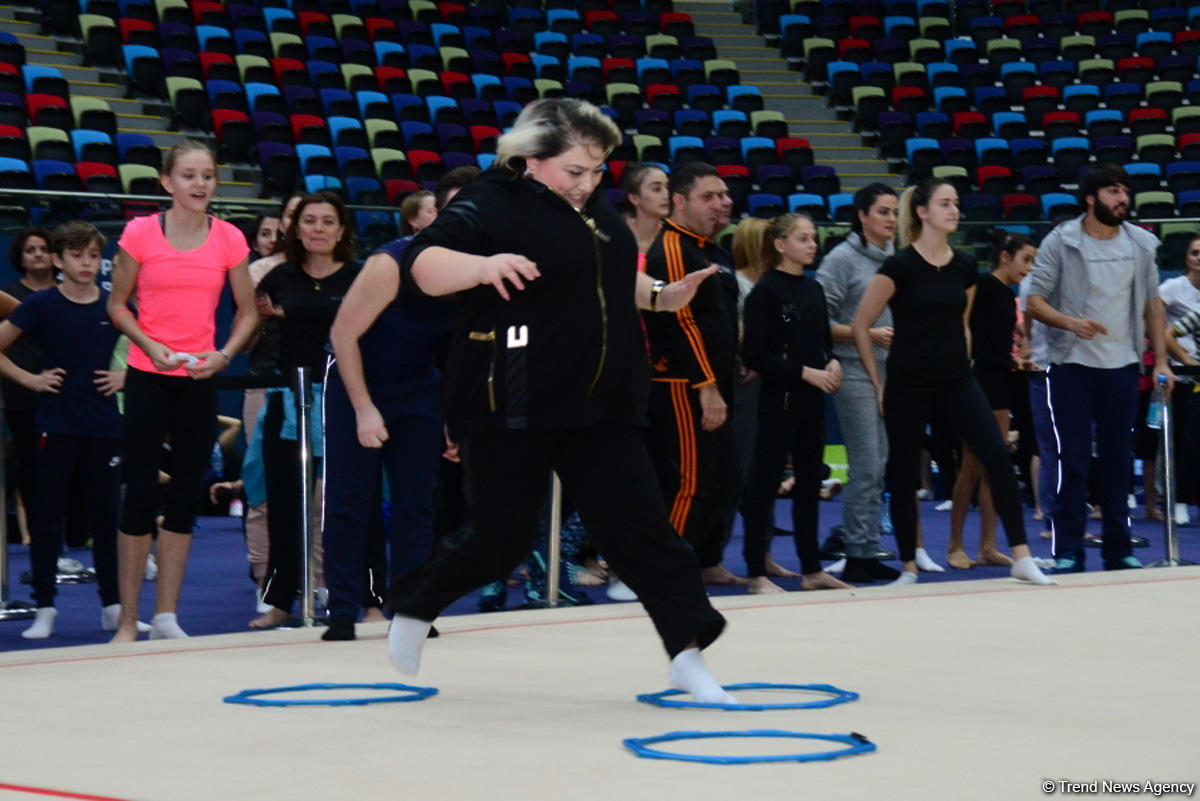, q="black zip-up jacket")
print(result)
[642,218,736,398]
[741,269,836,395]
[401,167,648,437]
